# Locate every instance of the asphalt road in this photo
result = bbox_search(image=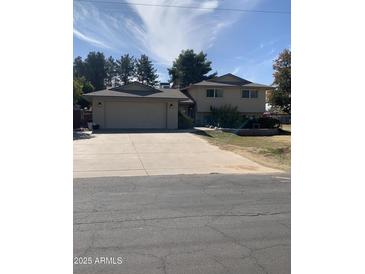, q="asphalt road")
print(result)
[74,174,290,274]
